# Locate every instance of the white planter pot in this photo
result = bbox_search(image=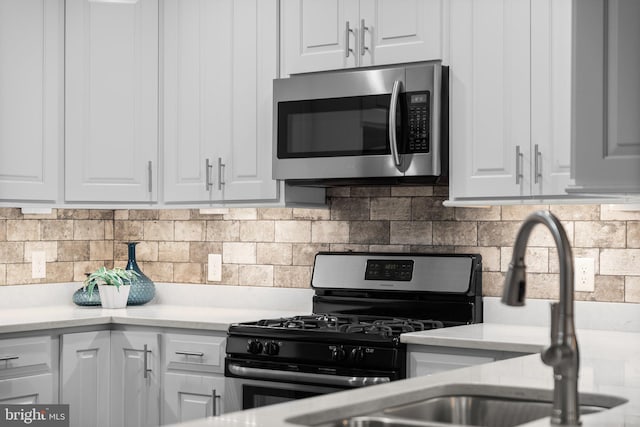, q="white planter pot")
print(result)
[99,284,130,309]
